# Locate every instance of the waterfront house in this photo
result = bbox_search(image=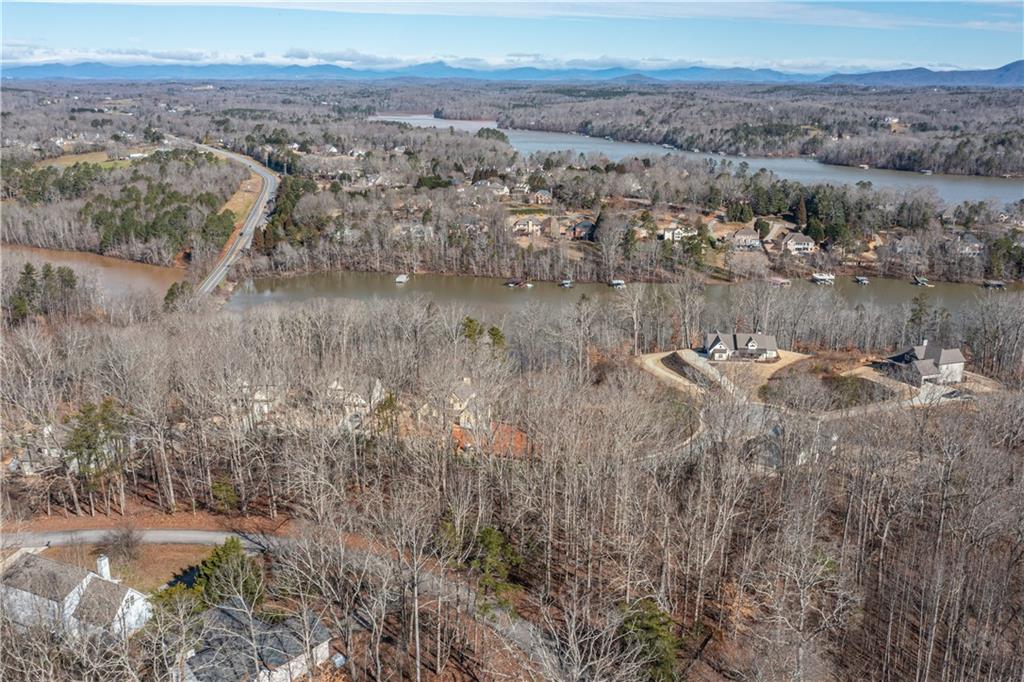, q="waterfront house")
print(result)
[703,332,779,362]
[782,232,816,254]
[886,340,965,386]
[892,235,923,256]
[473,180,509,197]
[953,232,984,258]
[658,224,698,241]
[233,382,282,430]
[416,377,490,432]
[732,228,761,250]
[1,553,151,639]
[327,378,386,432]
